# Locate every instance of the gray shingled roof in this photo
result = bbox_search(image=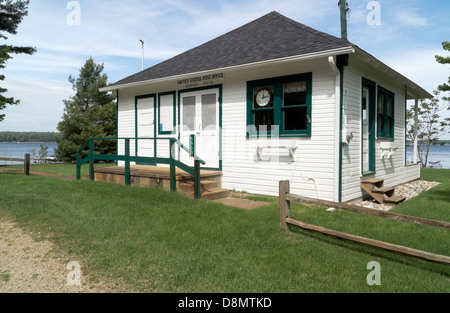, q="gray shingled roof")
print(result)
[109,11,353,87]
